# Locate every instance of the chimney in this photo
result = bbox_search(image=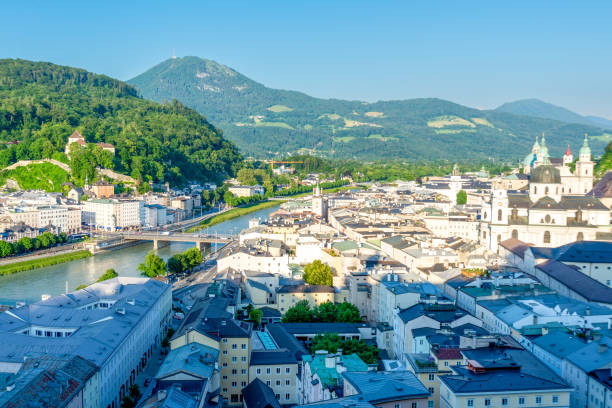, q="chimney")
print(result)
[586,307,591,316]
[325,355,336,369]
